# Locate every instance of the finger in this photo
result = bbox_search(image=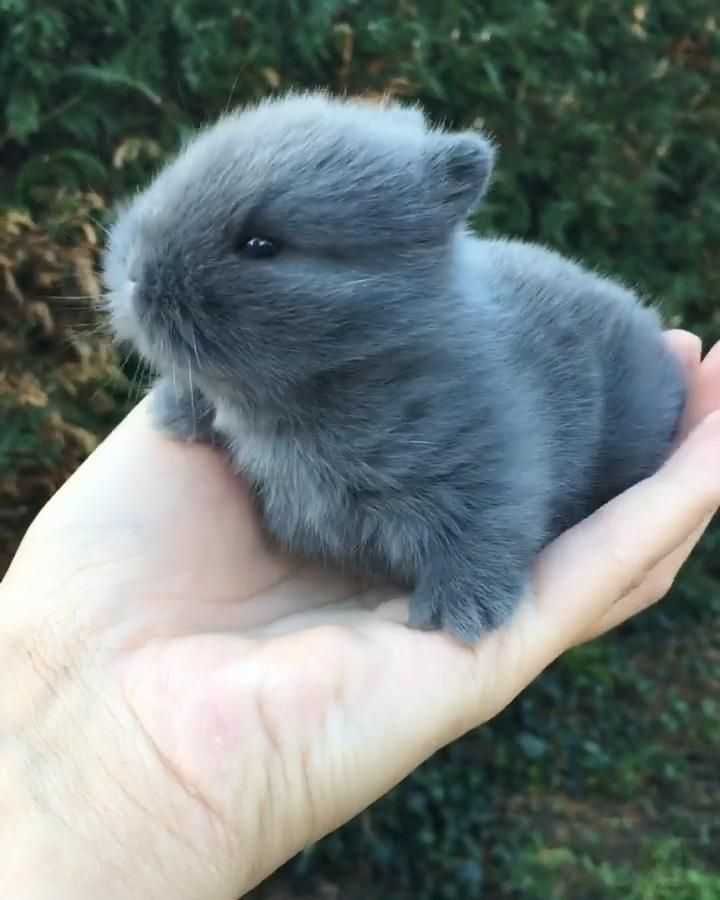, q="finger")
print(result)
[574,511,713,645]
[663,329,702,445]
[663,328,702,379]
[575,337,720,641]
[681,338,720,436]
[530,410,720,654]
